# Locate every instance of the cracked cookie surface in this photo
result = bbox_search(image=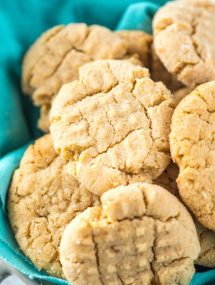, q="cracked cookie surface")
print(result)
[60,182,200,285]
[195,222,215,268]
[50,60,174,195]
[22,24,127,131]
[155,162,215,267]
[22,24,127,104]
[170,81,215,230]
[22,24,151,132]
[153,0,215,87]
[7,134,99,278]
